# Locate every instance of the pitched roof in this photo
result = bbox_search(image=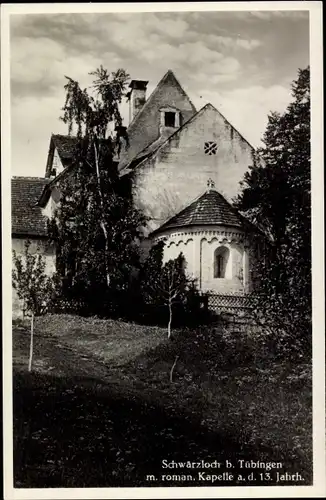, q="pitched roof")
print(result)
[52,134,78,167]
[120,103,255,176]
[12,177,50,237]
[120,105,207,176]
[122,133,170,173]
[44,134,78,177]
[127,70,196,132]
[45,72,195,176]
[118,70,197,171]
[152,187,244,235]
